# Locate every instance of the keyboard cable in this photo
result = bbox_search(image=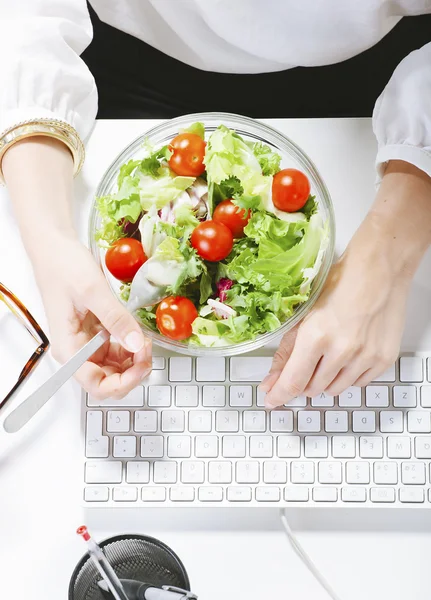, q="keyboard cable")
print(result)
[280,509,342,600]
